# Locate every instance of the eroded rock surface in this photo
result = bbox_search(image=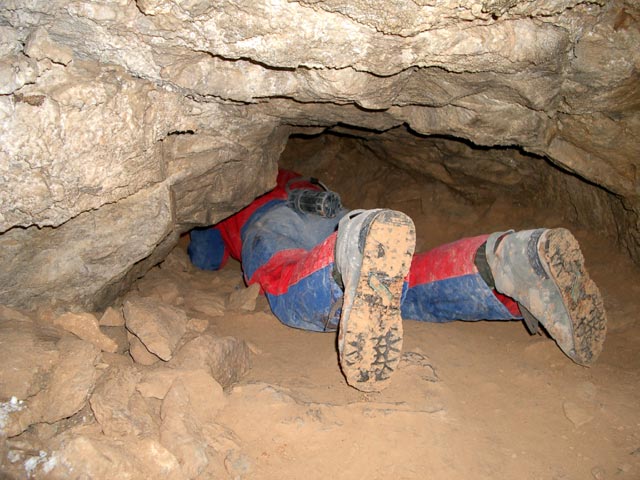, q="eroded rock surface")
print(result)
[0,0,637,309]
